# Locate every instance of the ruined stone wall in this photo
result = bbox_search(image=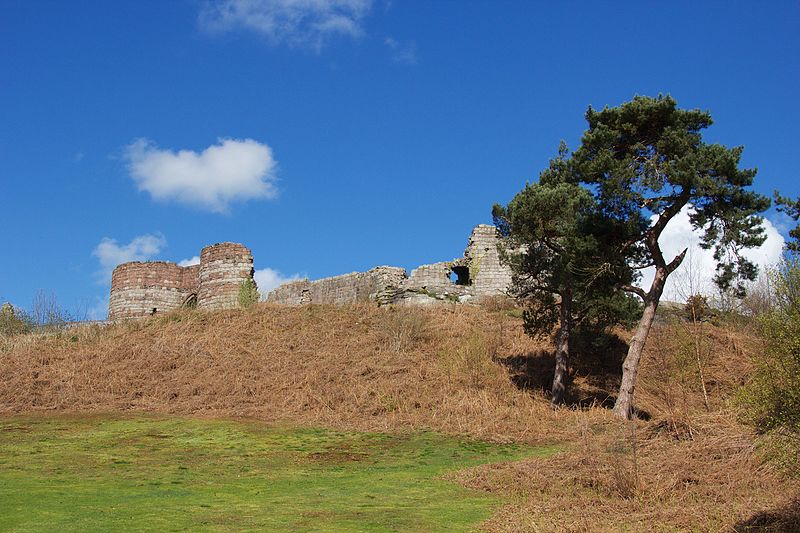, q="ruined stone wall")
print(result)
[267,225,512,306]
[266,279,312,305]
[465,224,512,296]
[108,242,252,320]
[267,267,407,306]
[369,266,409,305]
[109,262,197,320]
[403,225,511,299]
[108,225,512,318]
[406,261,453,292]
[181,265,200,294]
[197,242,254,310]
